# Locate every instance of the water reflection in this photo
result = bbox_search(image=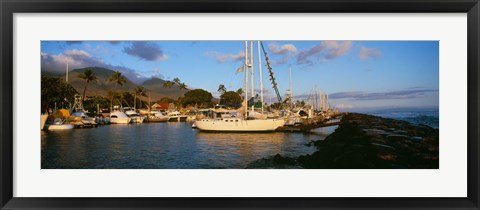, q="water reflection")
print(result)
[41,122,337,169]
